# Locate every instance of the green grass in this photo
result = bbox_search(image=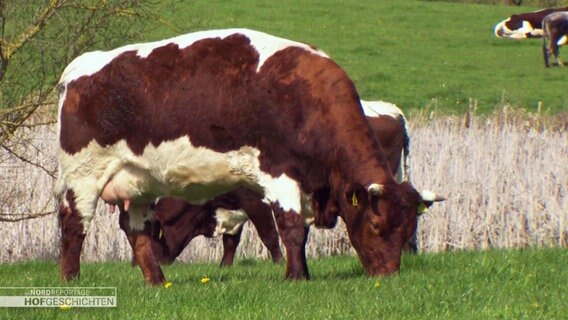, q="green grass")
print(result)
[138,0,568,115]
[0,249,565,319]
